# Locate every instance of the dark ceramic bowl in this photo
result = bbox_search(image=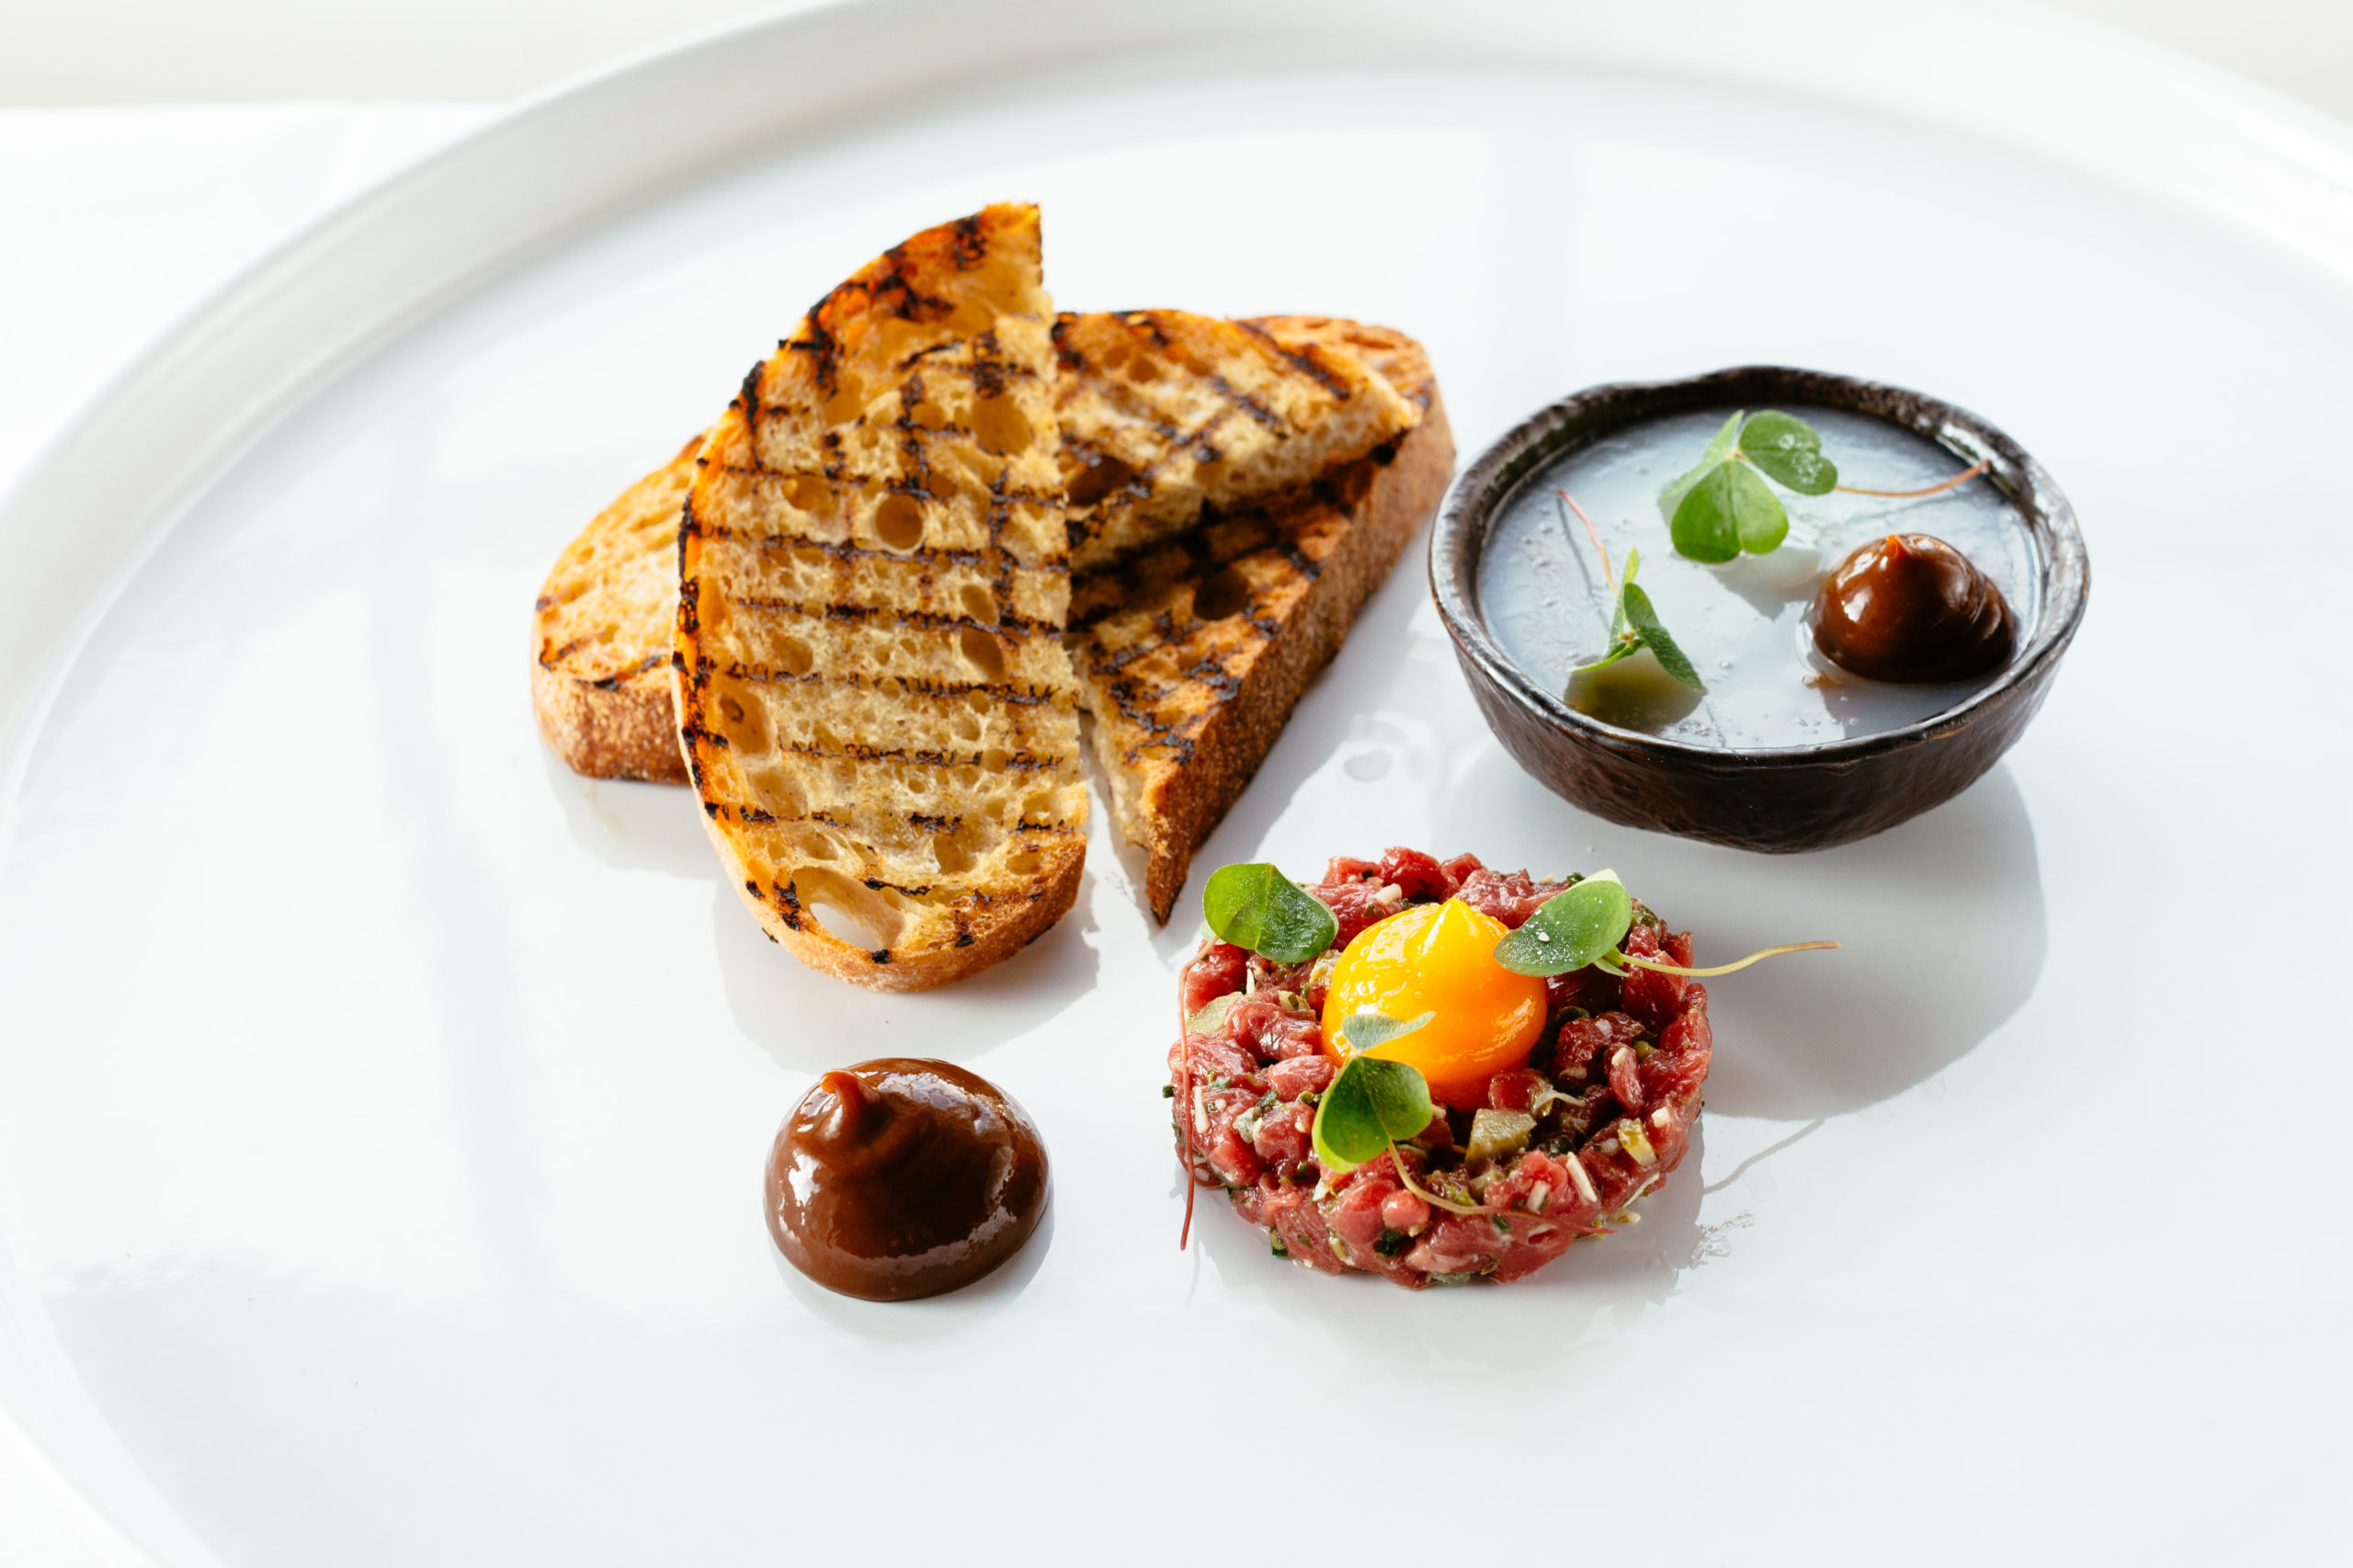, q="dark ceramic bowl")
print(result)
[1429,367,2088,852]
